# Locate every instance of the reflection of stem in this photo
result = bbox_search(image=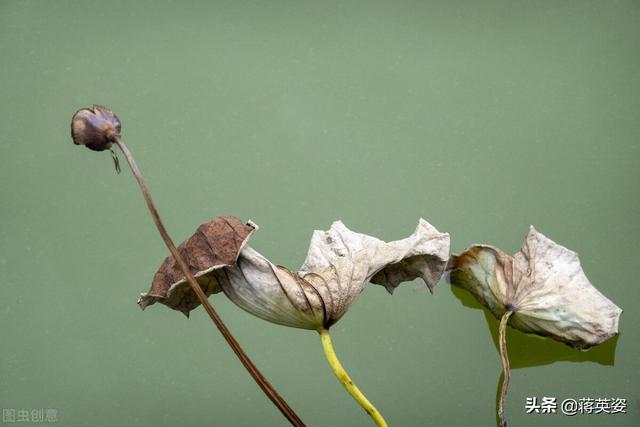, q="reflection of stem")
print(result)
[317,327,388,427]
[498,310,514,427]
[113,136,305,427]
